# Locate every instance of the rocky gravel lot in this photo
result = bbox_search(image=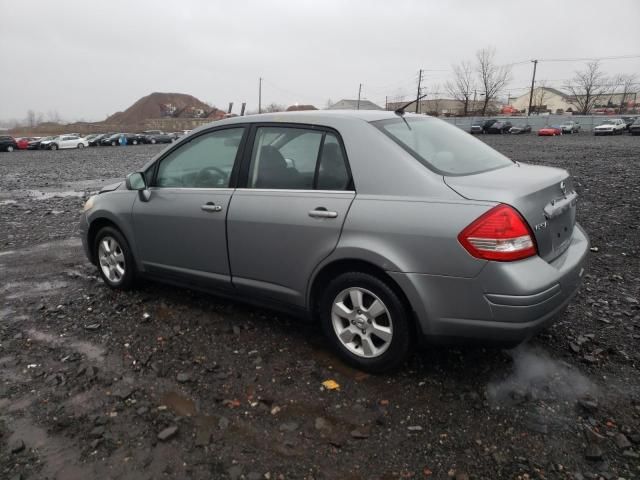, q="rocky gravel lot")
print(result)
[1,135,639,480]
